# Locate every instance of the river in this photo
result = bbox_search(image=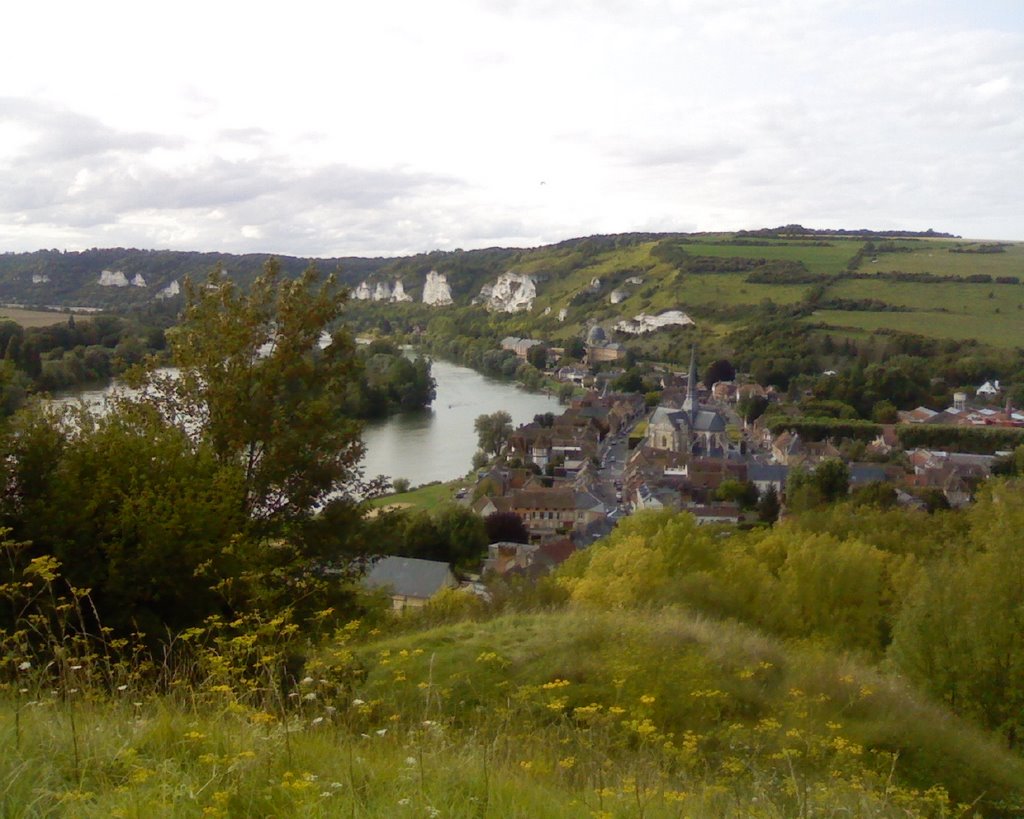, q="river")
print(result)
[54,358,562,488]
[360,358,561,486]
